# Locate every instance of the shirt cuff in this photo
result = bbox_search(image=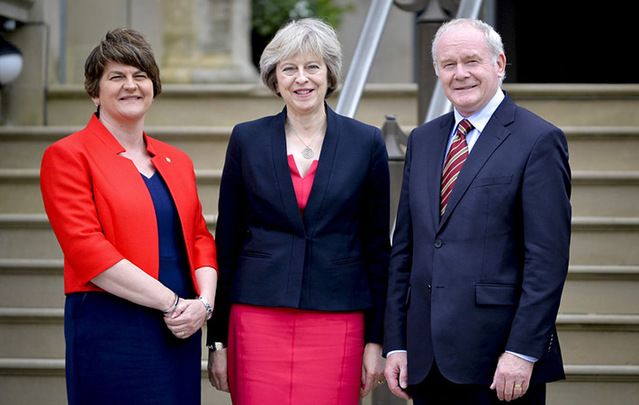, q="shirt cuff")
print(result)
[506,350,538,363]
[386,349,408,357]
